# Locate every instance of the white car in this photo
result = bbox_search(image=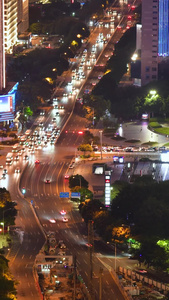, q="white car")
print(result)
[62,217,68,223]
[15,168,20,173]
